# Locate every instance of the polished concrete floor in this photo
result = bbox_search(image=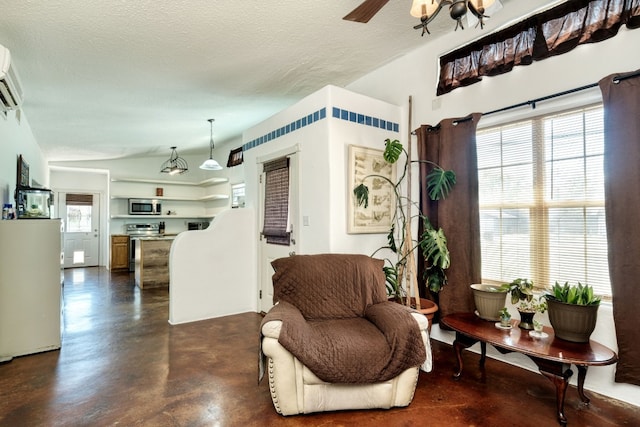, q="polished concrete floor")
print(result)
[1,267,639,426]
